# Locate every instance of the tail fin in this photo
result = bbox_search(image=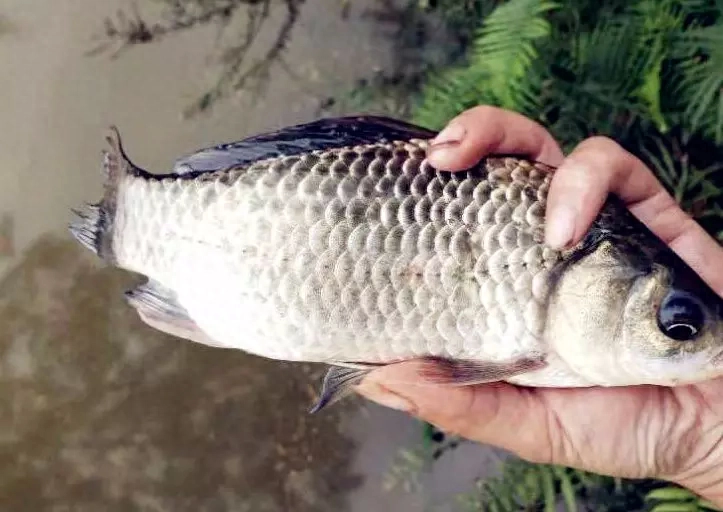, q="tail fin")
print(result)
[69,126,145,263]
[69,203,102,254]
